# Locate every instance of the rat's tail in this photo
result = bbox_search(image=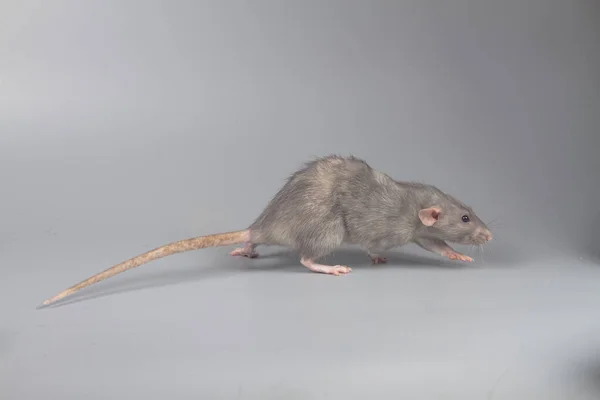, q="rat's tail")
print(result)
[39,229,249,307]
